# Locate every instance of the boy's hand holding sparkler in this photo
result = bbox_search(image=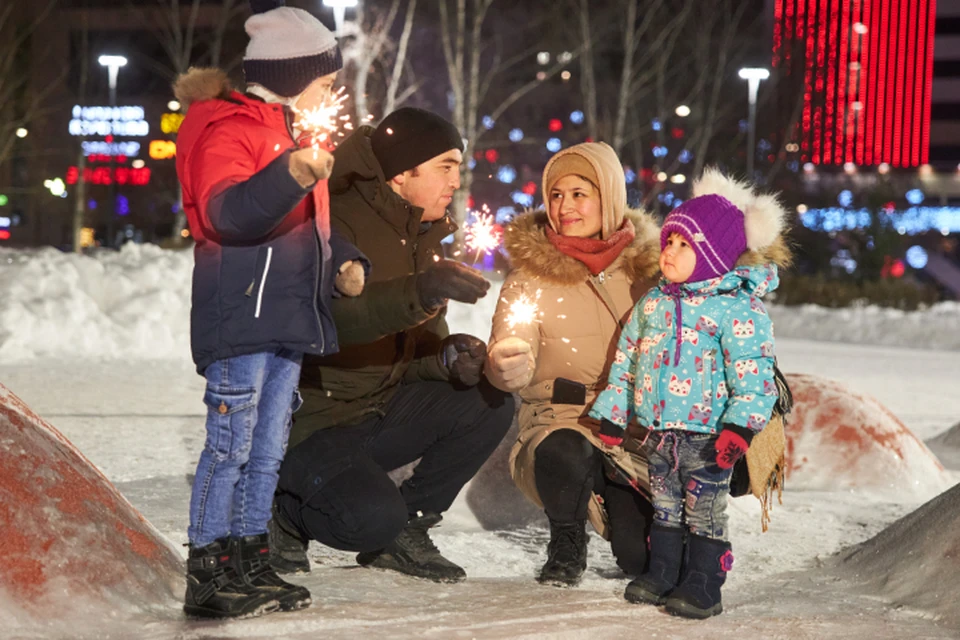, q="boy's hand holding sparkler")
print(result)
[288,147,335,187]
